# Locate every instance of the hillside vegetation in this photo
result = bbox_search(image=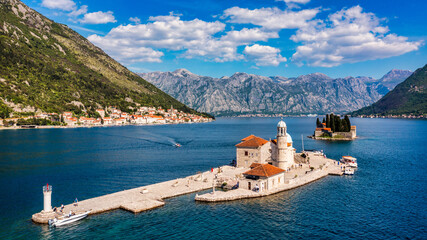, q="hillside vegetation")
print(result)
[0,0,206,118]
[352,64,427,116]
